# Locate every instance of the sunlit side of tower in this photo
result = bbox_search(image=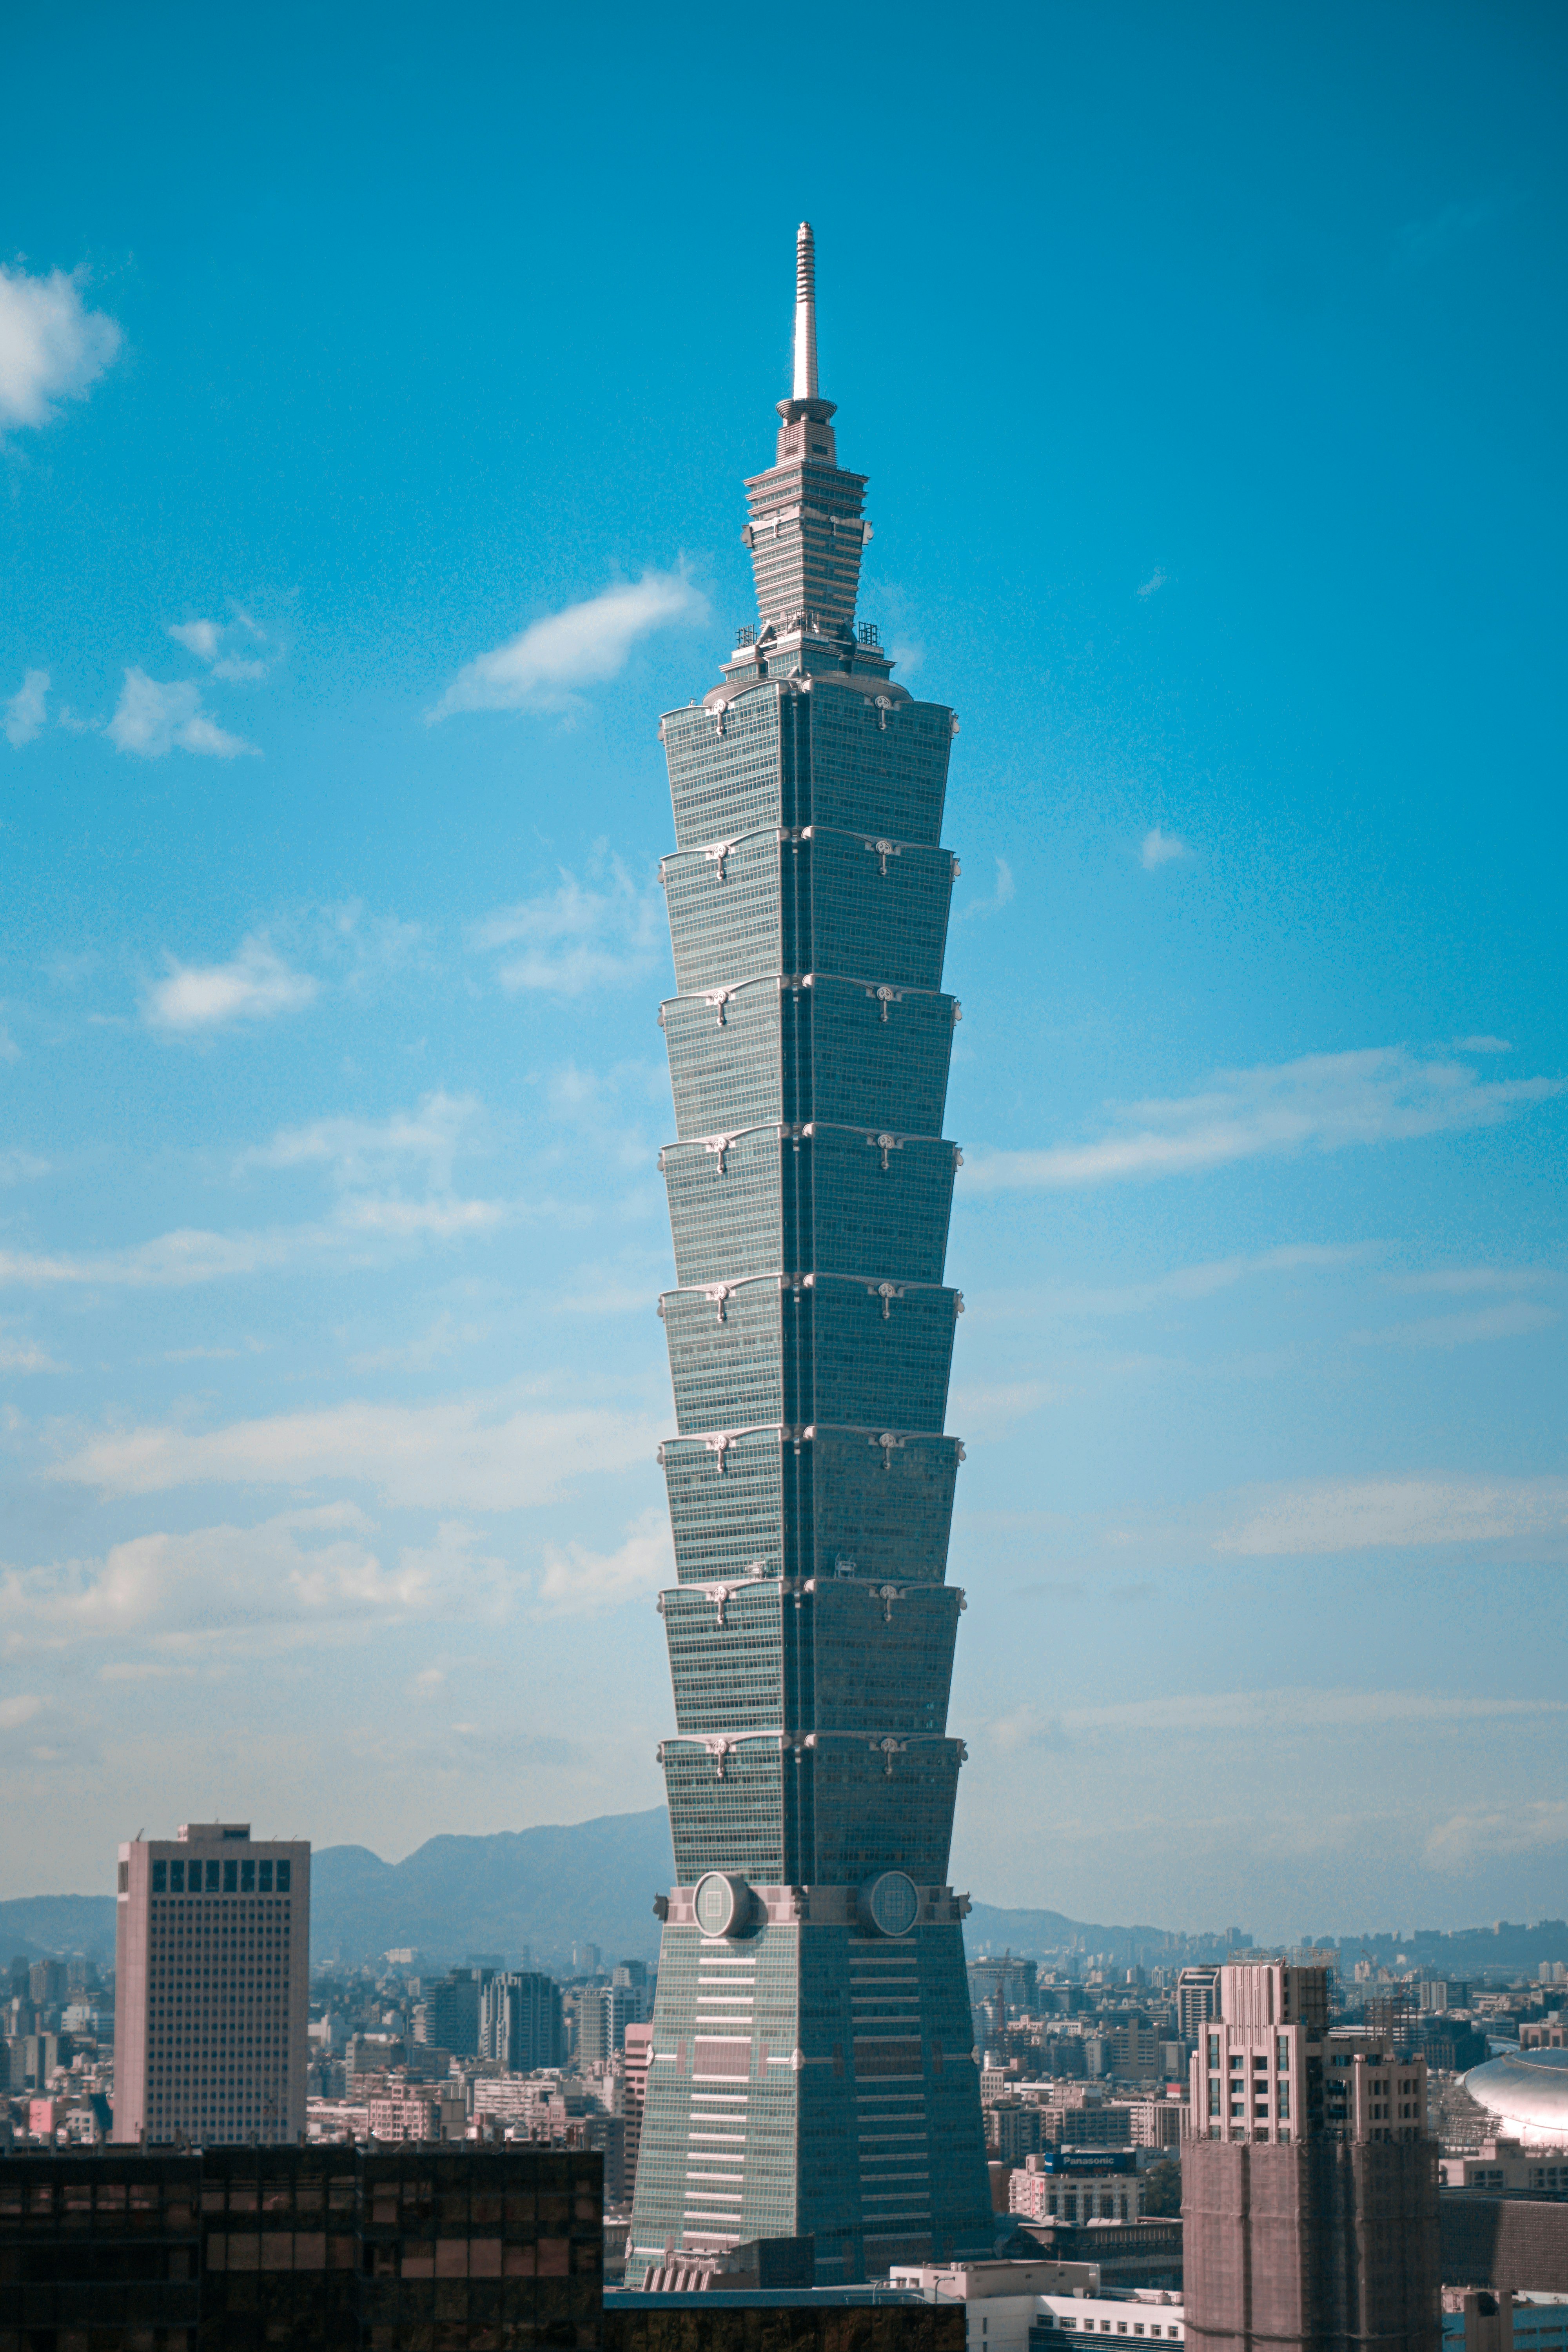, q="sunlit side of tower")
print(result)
[627,225,993,2287]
